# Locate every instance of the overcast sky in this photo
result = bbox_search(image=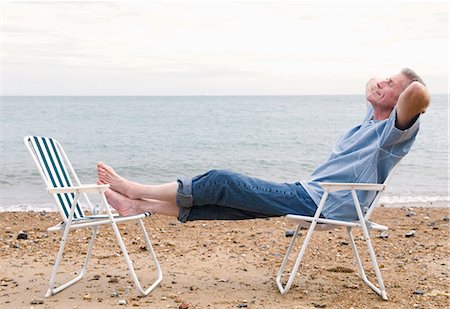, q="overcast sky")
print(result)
[2,1,448,95]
